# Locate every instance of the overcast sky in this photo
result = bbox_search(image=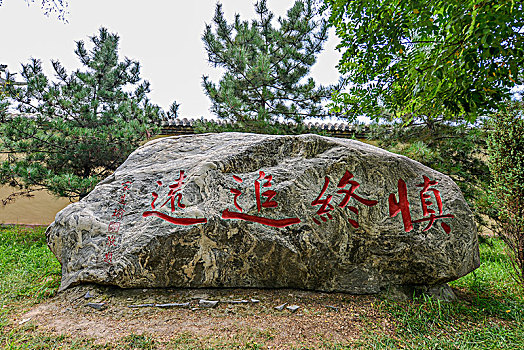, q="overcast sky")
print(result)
[0,0,341,119]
